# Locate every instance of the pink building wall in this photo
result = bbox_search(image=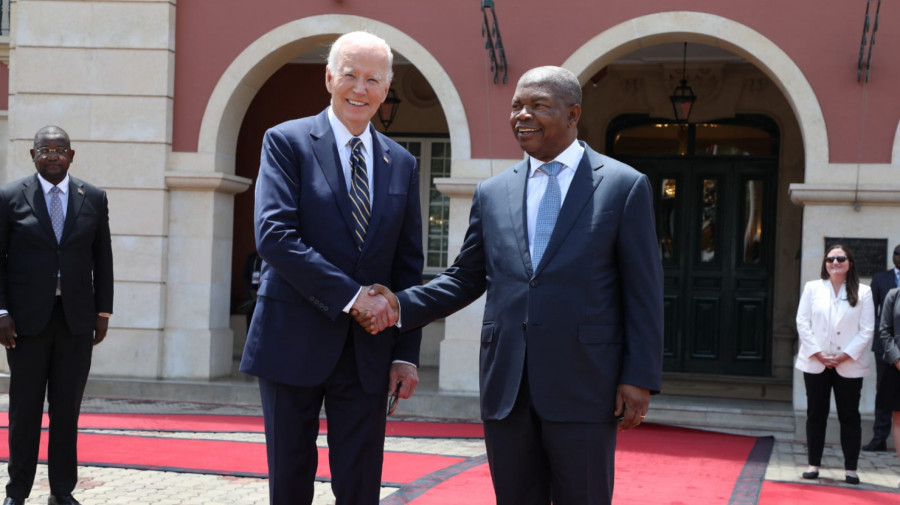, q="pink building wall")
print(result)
[173,1,900,163]
[0,63,8,110]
